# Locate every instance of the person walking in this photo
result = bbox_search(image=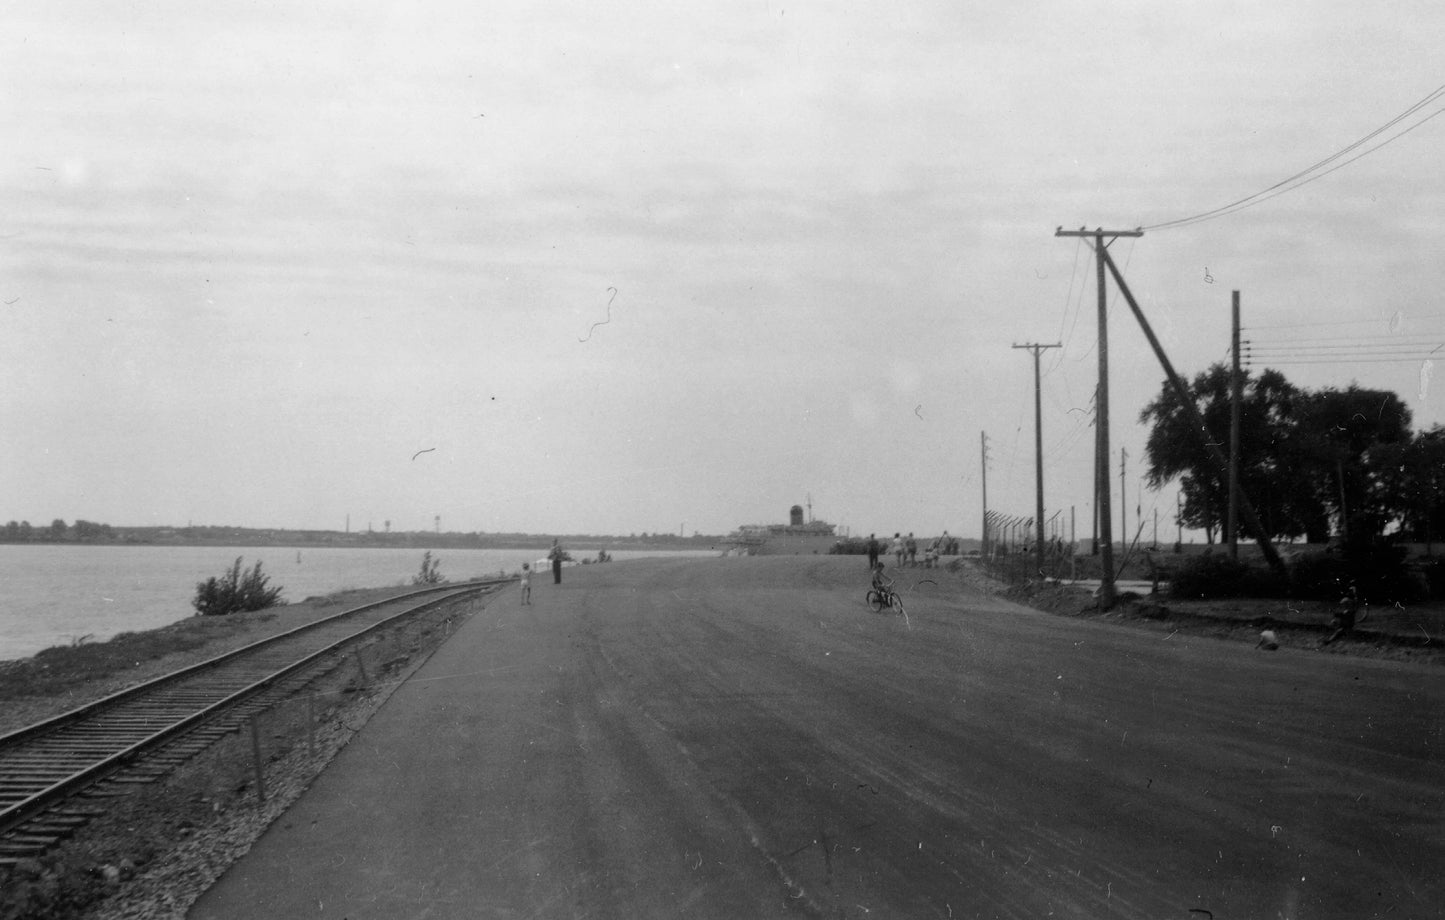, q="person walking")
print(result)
[548,539,565,584]
[866,533,880,569]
